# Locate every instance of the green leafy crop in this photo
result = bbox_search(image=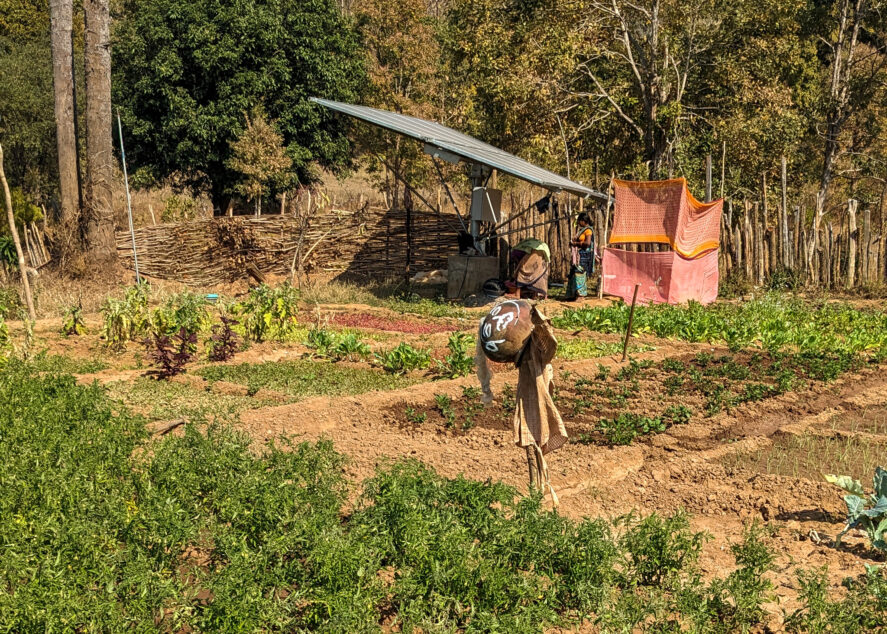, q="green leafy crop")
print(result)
[375,342,431,375]
[234,283,300,342]
[826,467,887,551]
